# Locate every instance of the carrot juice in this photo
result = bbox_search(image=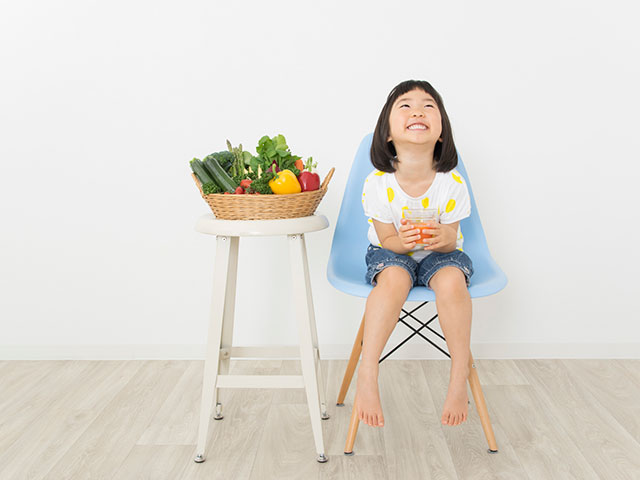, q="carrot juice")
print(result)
[404,208,439,244]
